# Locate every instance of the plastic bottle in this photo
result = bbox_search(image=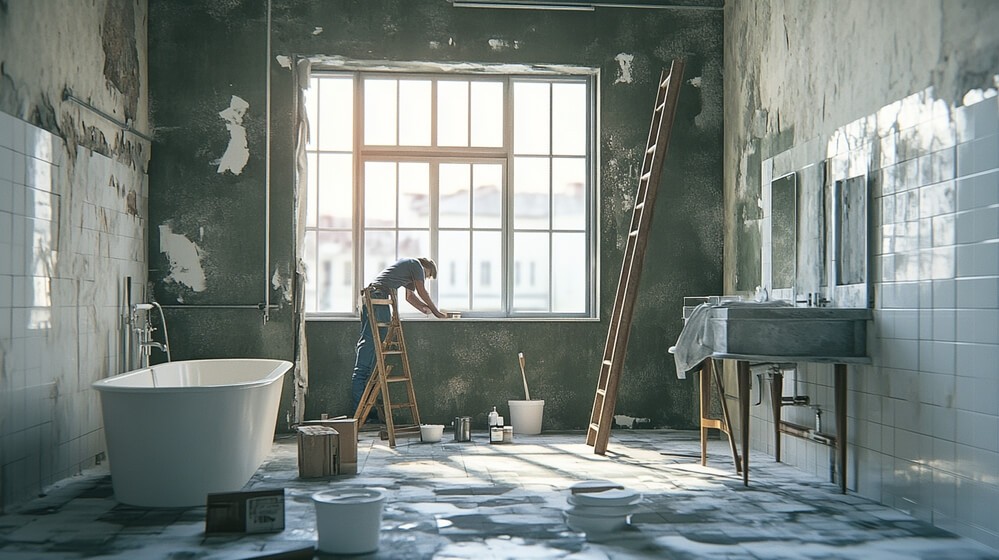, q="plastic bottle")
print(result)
[488,406,499,428]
